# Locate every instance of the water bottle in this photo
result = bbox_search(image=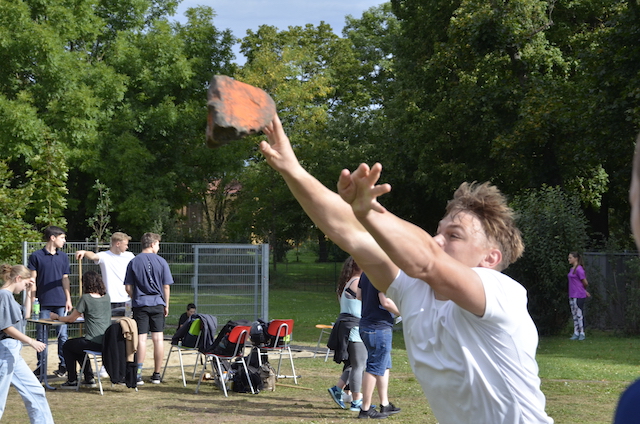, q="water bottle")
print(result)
[33,298,40,320]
